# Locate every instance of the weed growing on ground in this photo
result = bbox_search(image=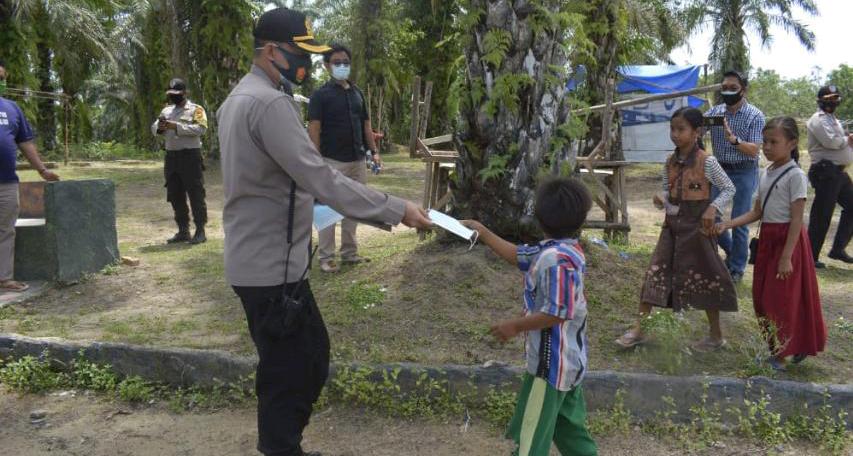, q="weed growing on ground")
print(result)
[642,395,687,439]
[0,354,64,393]
[688,383,724,448]
[326,367,467,419]
[638,311,693,374]
[101,263,121,276]
[482,387,516,428]
[734,318,782,378]
[831,316,853,337]
[344,281,384,312]
[117,376,155,403]
[167,377,255,413]
[70,350,118,391]
[588,389,631,436]
[780,394,850,455]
